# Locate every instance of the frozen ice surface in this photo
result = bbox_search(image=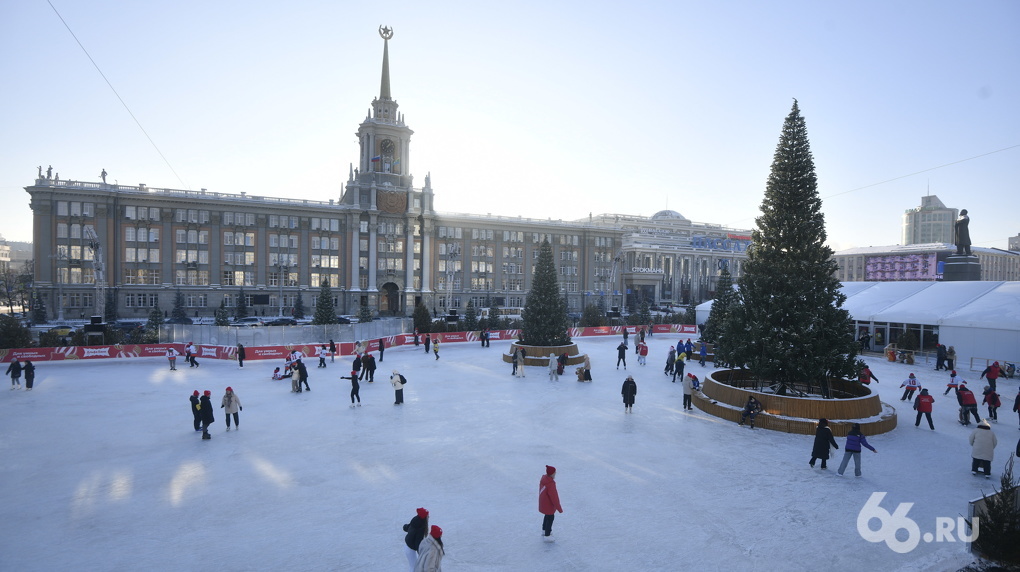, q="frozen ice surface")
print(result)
[1,336,1001,571]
